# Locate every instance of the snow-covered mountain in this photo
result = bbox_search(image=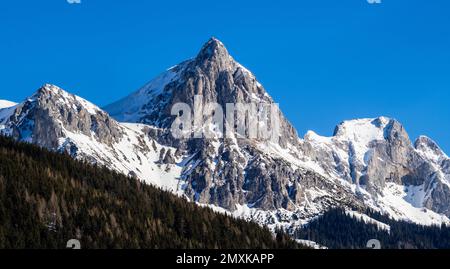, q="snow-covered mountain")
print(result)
[301,117,450,224]
[0,84,185,193]
[1,38,449,238]
[103,38,450,227]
